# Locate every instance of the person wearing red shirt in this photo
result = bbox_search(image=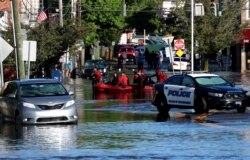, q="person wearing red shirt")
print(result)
[117,72,129,86]
[151,68,167,83]
[157,71,167,83]
[92,67,102,83]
